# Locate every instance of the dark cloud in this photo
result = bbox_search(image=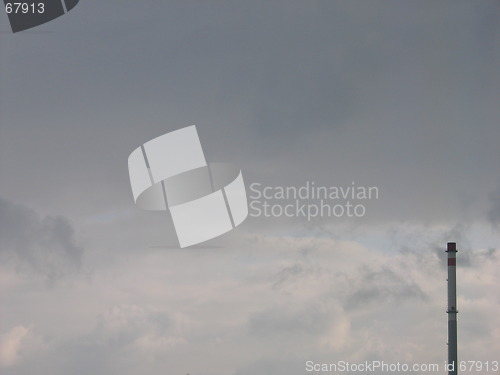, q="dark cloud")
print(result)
[1,1,499,226]
[344,266,427,311]
[268,239,430,310]
[271,263,309,288]
[487,187,500,227]
[429,225,498,269]
[452,247,498,268]
[248,306,331,337]
[0,197,84,283]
